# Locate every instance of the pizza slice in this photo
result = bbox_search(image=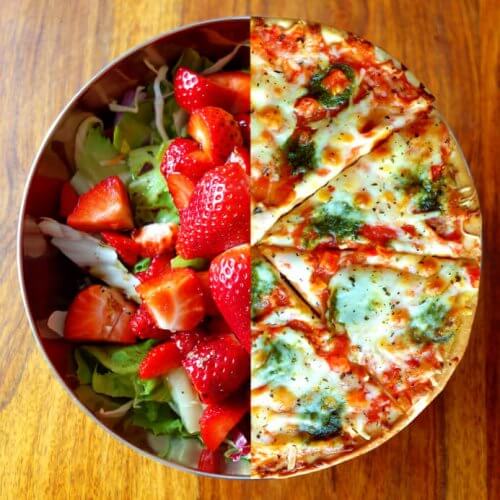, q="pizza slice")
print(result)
[262,110,481,258]
[251,251,404,477]
[260,246,480,409]
[251,17,434,243]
